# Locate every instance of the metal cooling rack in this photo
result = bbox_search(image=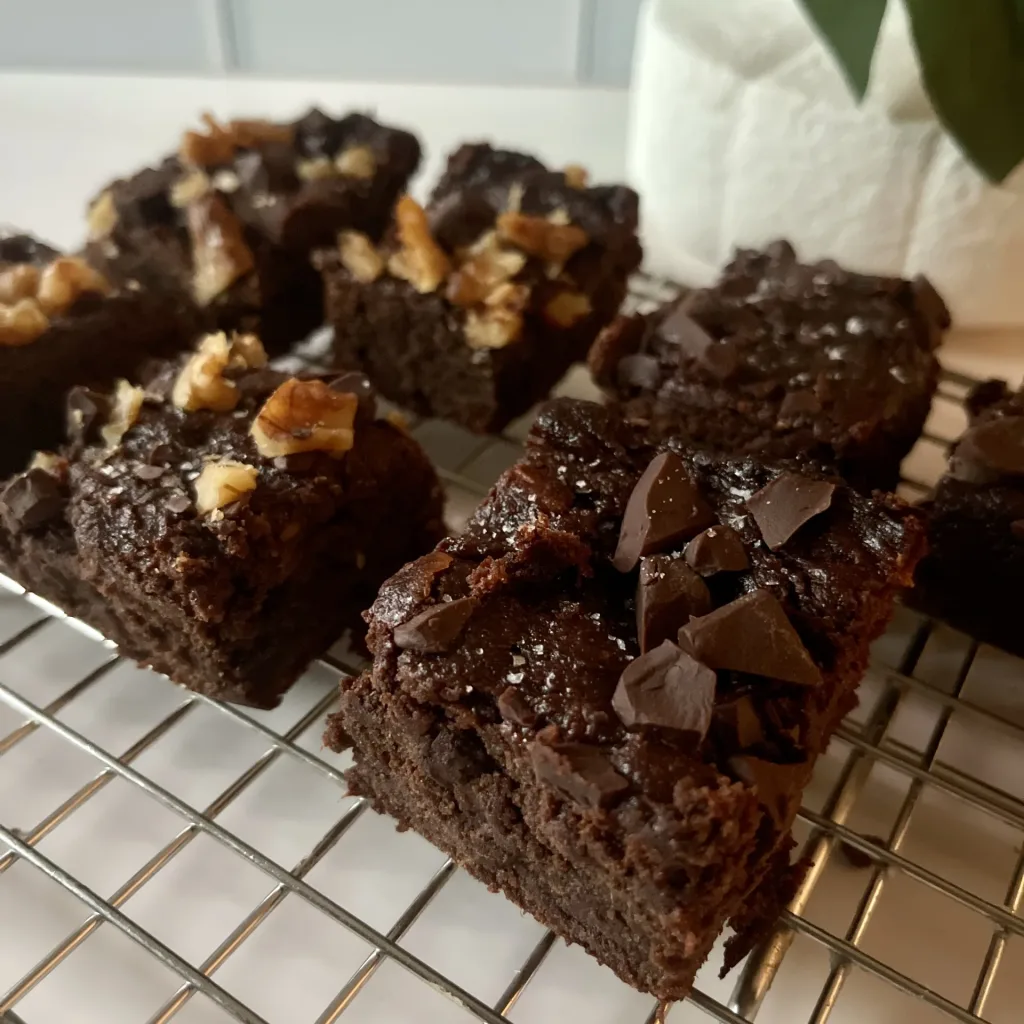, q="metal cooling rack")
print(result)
[1,274,1022,1024]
